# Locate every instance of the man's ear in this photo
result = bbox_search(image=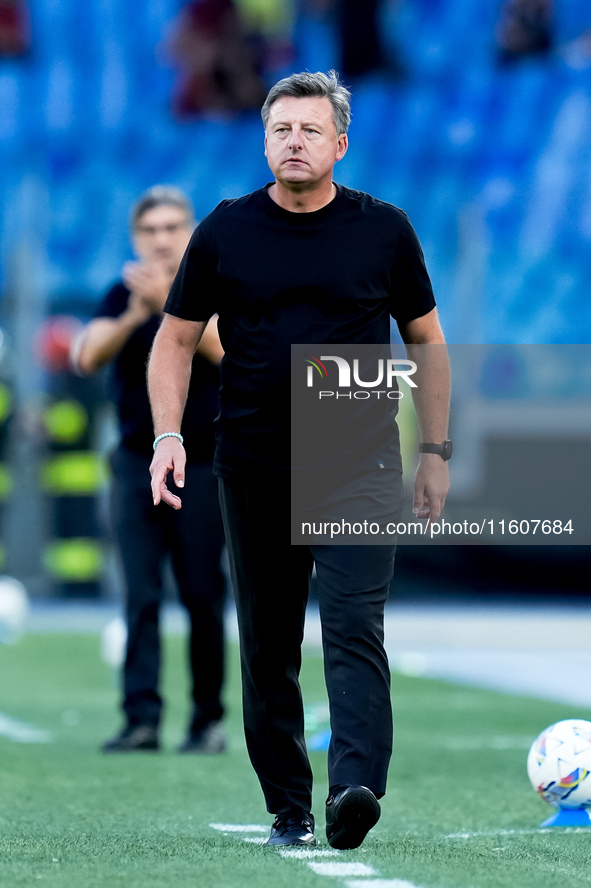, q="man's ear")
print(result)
[336,133,348,162]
